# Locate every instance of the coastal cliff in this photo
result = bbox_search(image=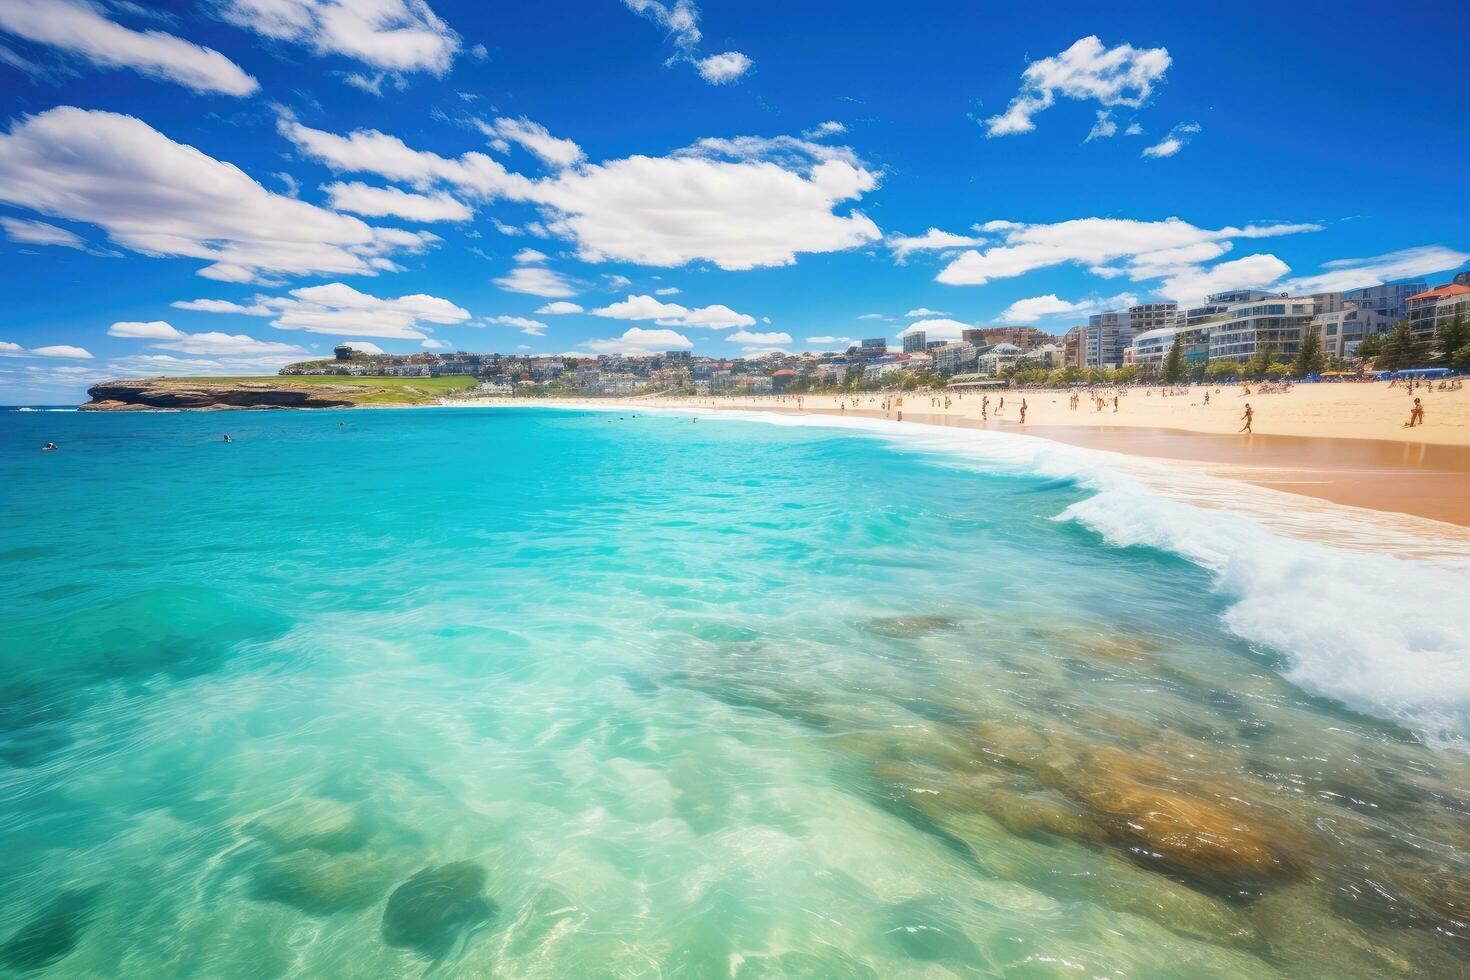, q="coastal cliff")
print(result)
[82,379,357,410]
[80,375,480,410]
